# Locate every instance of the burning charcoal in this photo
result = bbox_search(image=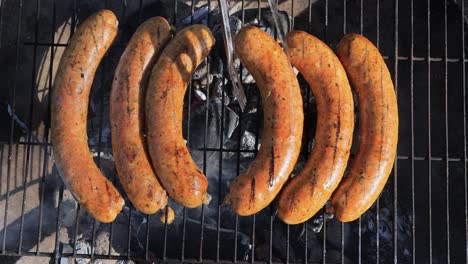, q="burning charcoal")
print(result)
[212,15,242,37]
[182,5,210,25]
